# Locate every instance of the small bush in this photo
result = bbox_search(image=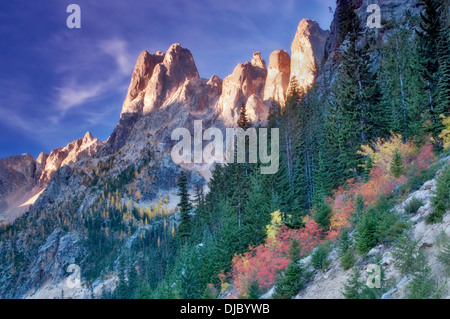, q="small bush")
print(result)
[404,197,424,215]
[340,250,356,270]
[311,245,330,270]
